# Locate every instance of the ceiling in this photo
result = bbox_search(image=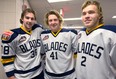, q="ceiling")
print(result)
[28,0,116,29]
